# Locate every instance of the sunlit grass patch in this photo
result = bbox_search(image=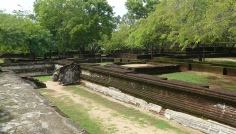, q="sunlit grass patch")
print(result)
[223,85,236,91]
[34,76,52,82]
[96,62,113,66]
[159,72,211,85]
